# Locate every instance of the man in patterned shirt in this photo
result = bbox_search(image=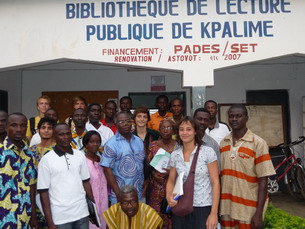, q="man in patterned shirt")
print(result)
[0,113,38,228]
[101,111,145,204]
[71,108,88,151]
[220,104,275,229]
